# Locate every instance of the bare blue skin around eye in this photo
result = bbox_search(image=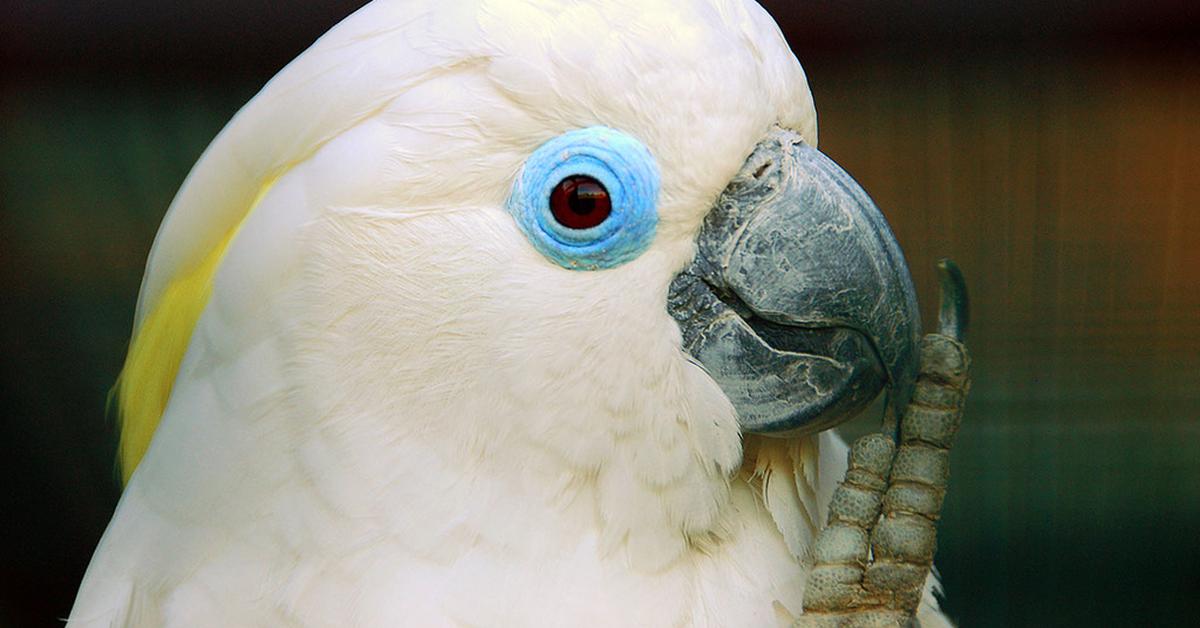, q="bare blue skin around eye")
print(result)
[507,126,660,270]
